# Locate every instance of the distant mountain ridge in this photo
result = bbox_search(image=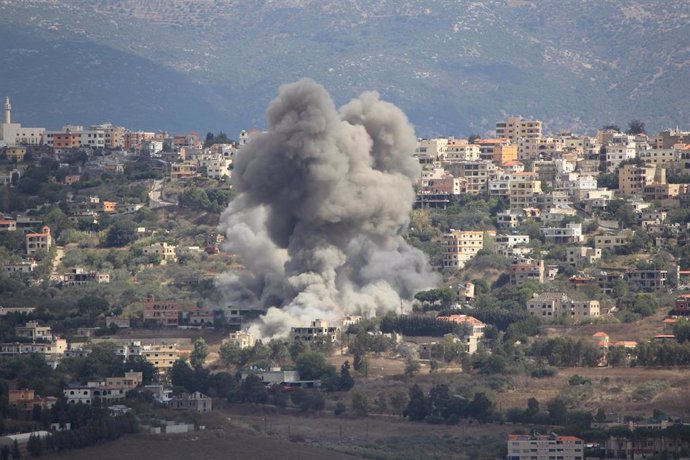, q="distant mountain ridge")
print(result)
[0,0,688,136]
